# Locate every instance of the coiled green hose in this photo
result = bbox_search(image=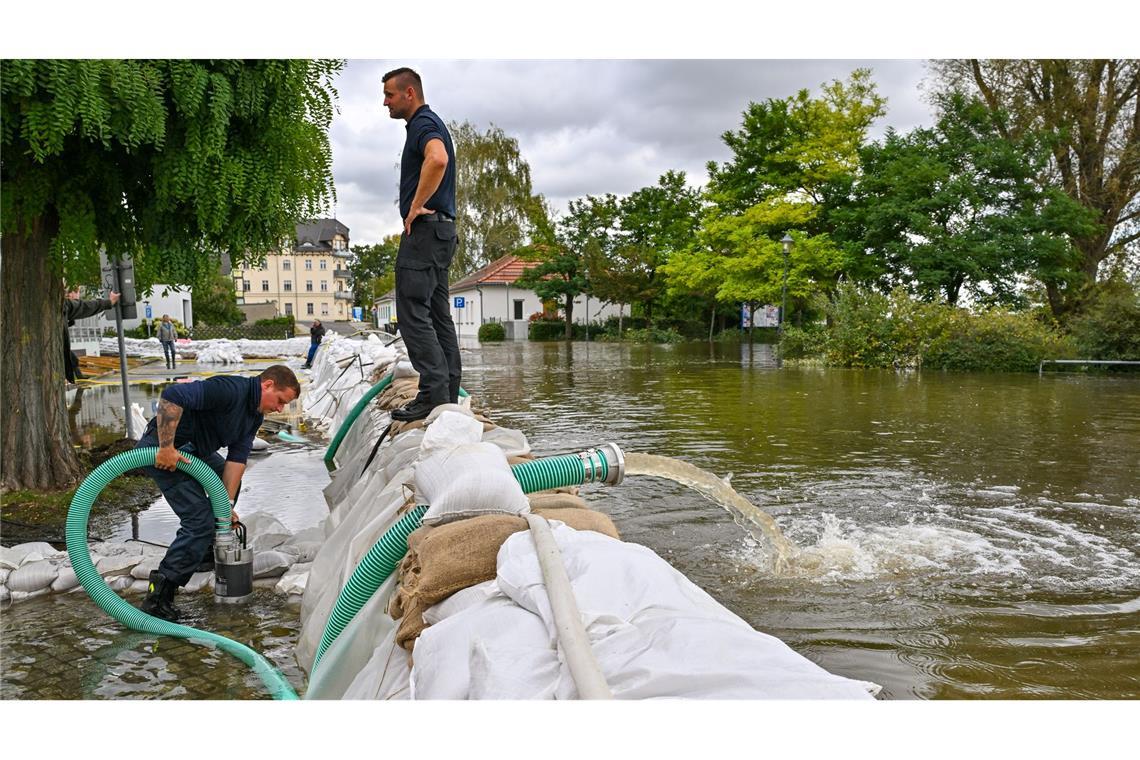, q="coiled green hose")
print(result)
[310,449,614,675]
[323,371,469,469]
[66,448,299,700]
